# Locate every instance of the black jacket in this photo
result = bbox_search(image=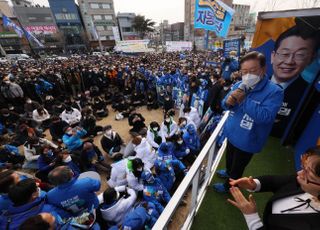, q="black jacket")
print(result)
[257,175,320,230]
